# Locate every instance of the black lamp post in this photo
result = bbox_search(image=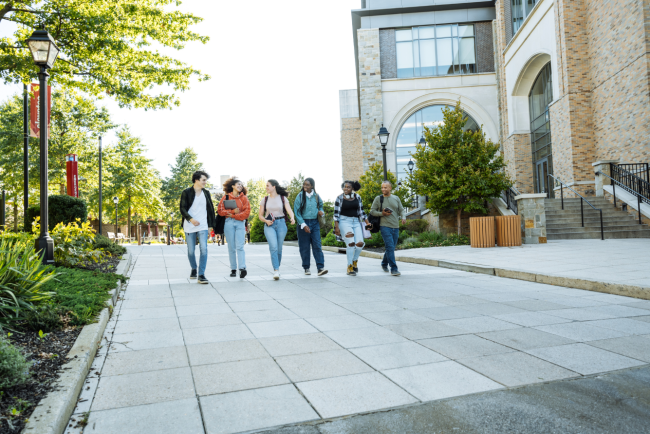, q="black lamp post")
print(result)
[377,124,390,181]
[99,136,103,235]
[408,159,414,175]
[113,196,119,234]
[27,28,59,264]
